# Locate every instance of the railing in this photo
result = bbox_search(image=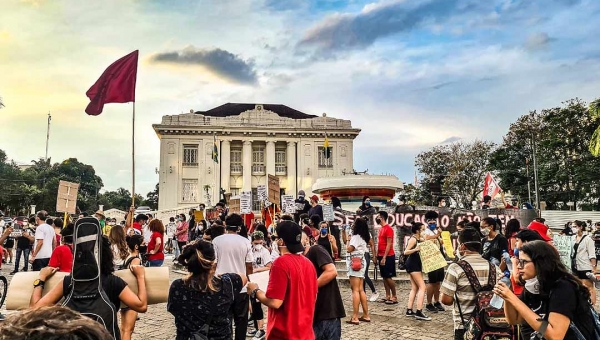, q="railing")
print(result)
[230,164,243,174]
[252,164,265,174]
[275,165,287,175]
[182,162,198,167]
